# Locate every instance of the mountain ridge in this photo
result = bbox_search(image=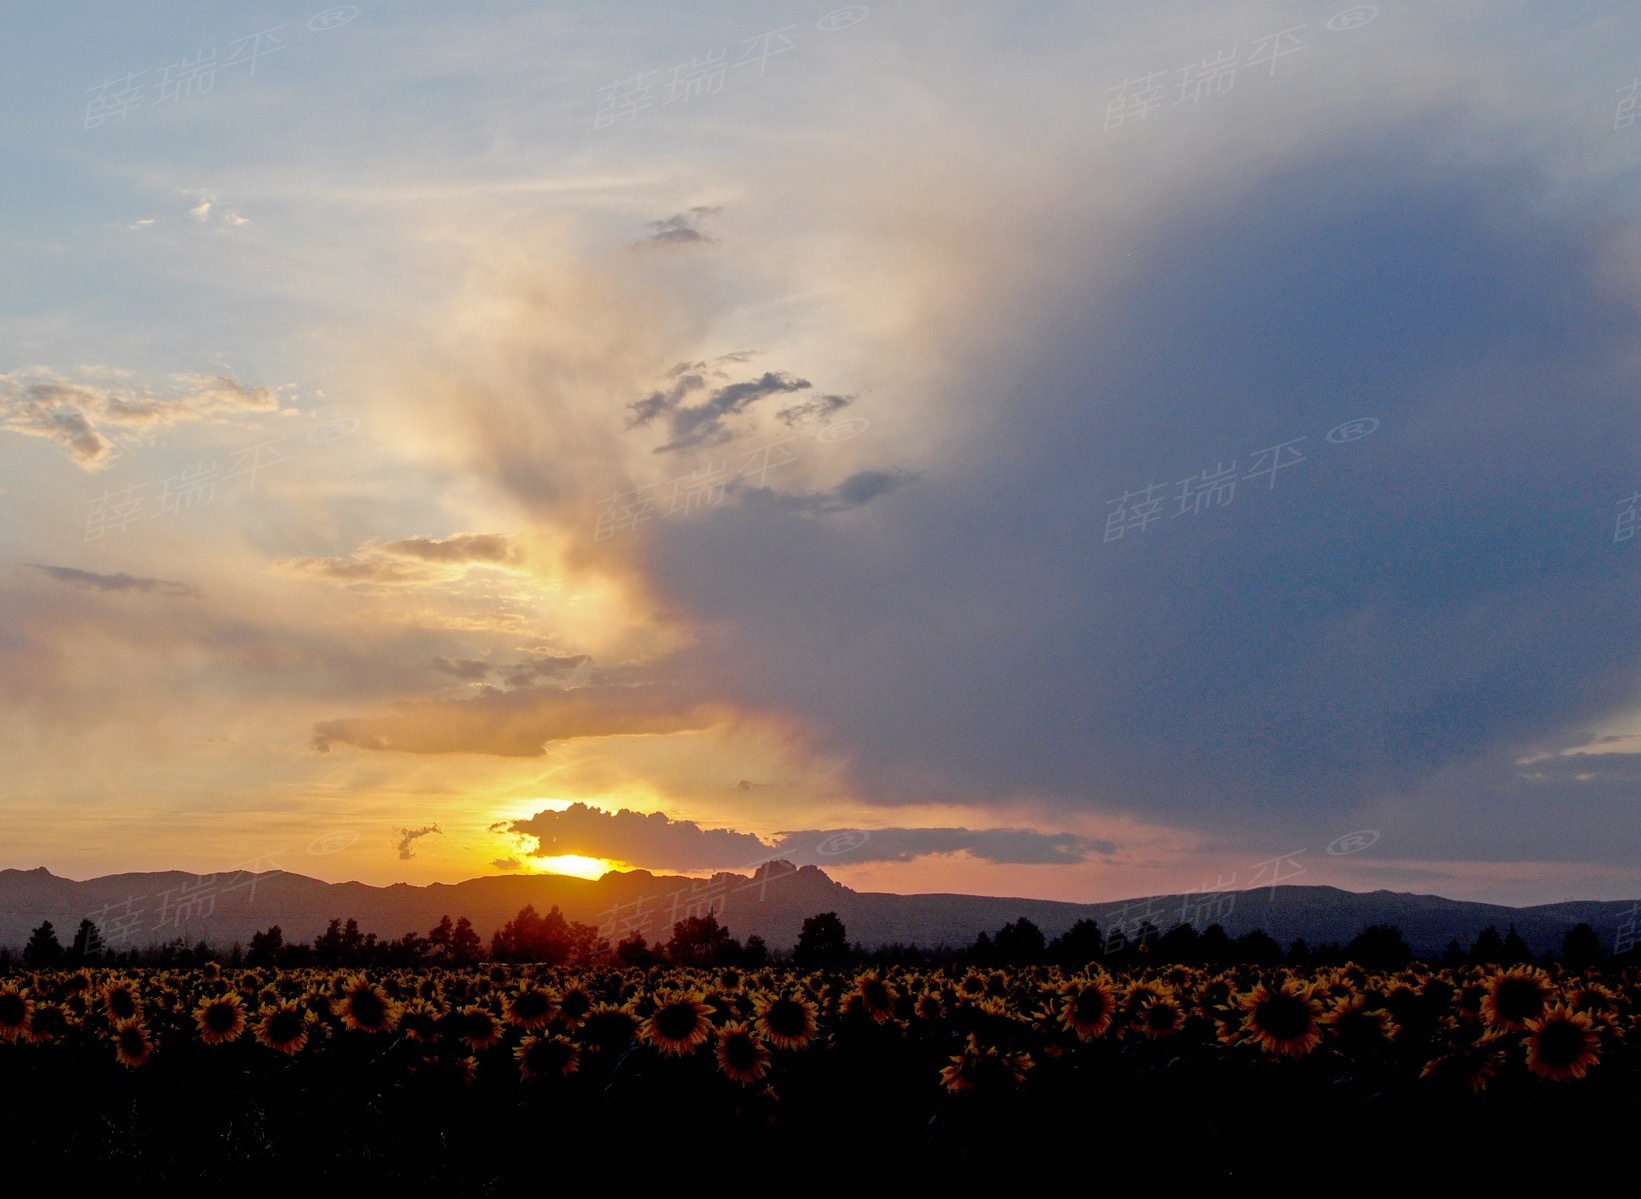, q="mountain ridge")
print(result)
[0,864,1633,958]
